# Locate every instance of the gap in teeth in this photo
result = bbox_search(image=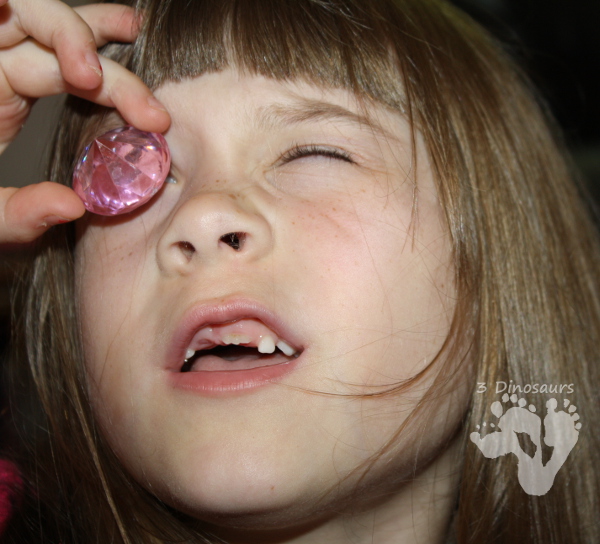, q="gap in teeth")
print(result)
[222,333,252,345]
[184,329,299,362]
